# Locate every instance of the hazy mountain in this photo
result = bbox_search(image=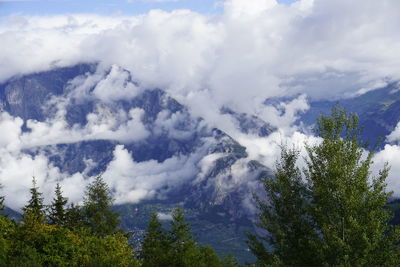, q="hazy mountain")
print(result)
[300,82,400,147]
[4,64,399,263]
[0,64,276,262]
